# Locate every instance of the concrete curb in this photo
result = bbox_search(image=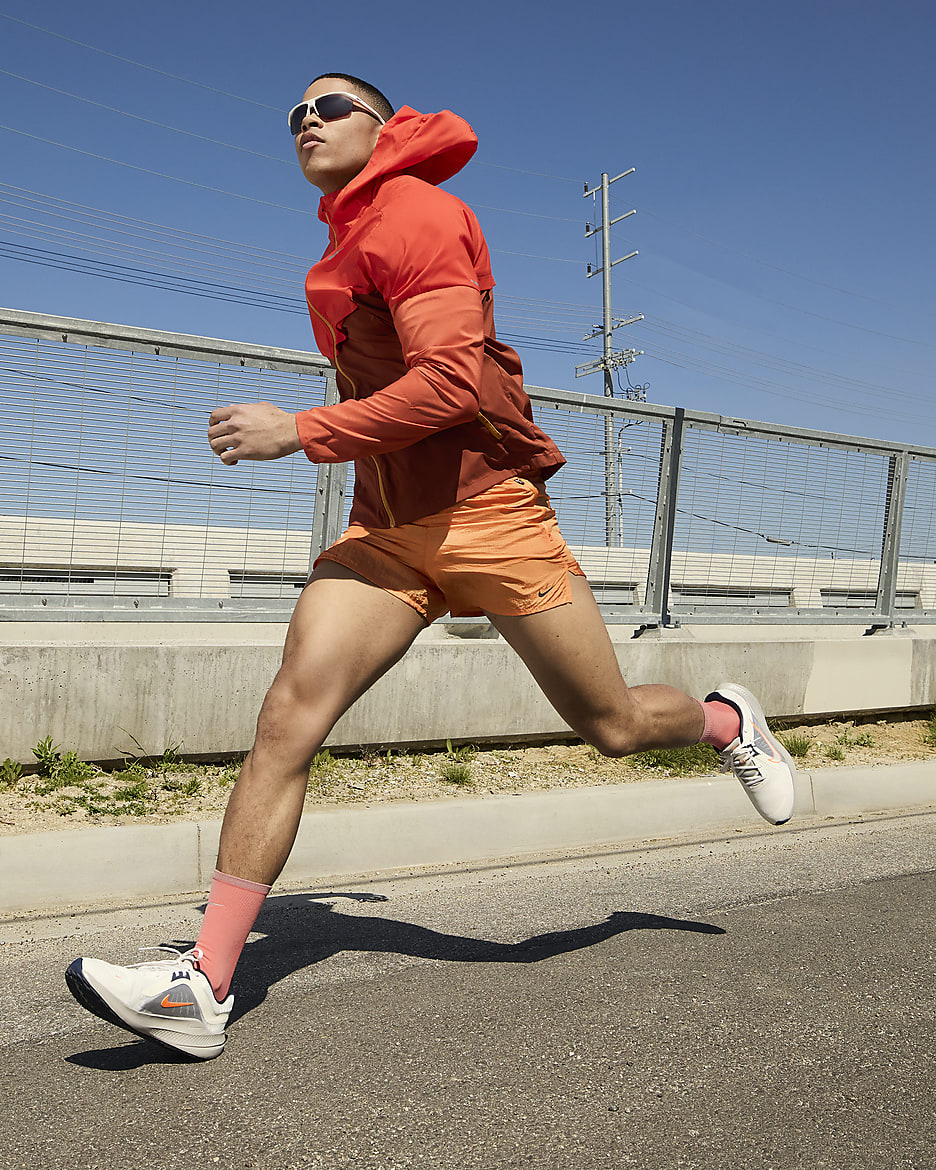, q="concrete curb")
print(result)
[1,763,933,916]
